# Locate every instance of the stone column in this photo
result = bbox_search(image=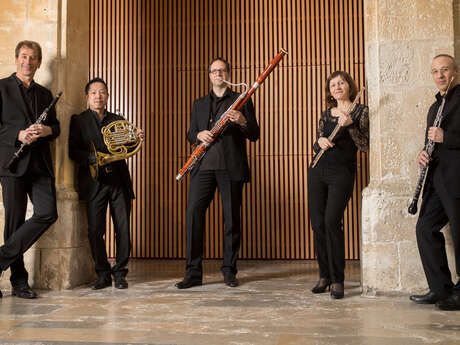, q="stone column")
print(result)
[0,0,93,289]
[362,0,458,295]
